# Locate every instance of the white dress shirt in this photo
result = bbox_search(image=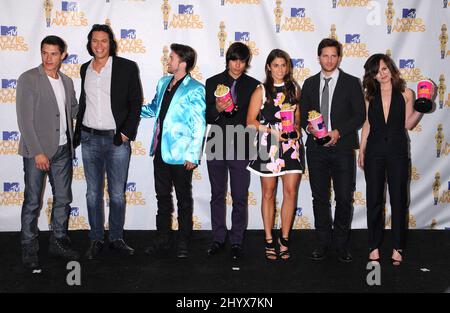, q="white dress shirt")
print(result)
[319,69,340,131]
[83,56,116,130]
